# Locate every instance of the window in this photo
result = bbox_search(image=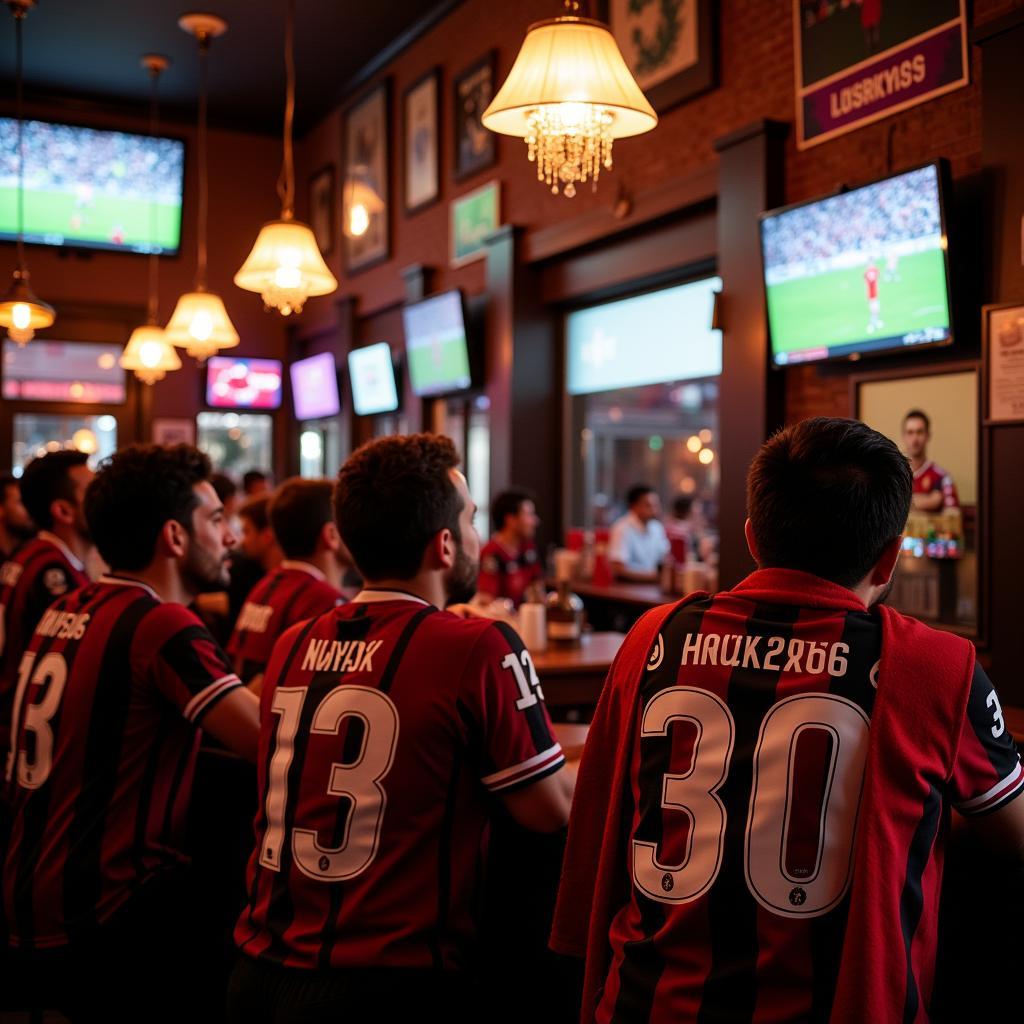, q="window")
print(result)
[196,412,273,479]
[12,413,118,474]
[3,339,126,404]
[299,418,342,479]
